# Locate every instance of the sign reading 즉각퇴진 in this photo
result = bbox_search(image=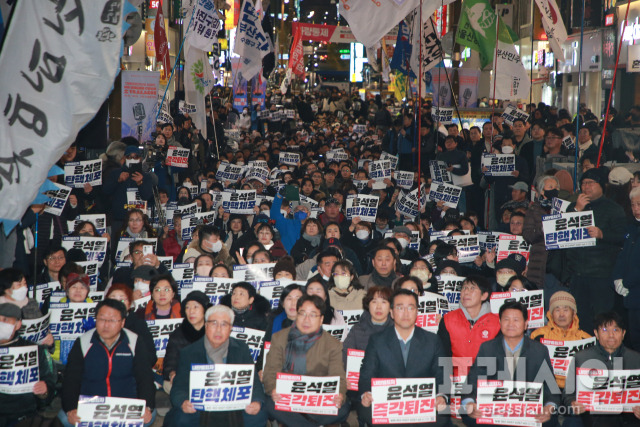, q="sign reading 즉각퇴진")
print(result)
[371,378,437,424]
[275,374,341,415]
